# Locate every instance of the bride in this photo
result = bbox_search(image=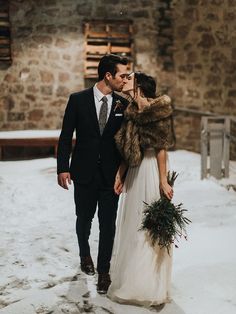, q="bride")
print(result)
[107,72,175,306]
